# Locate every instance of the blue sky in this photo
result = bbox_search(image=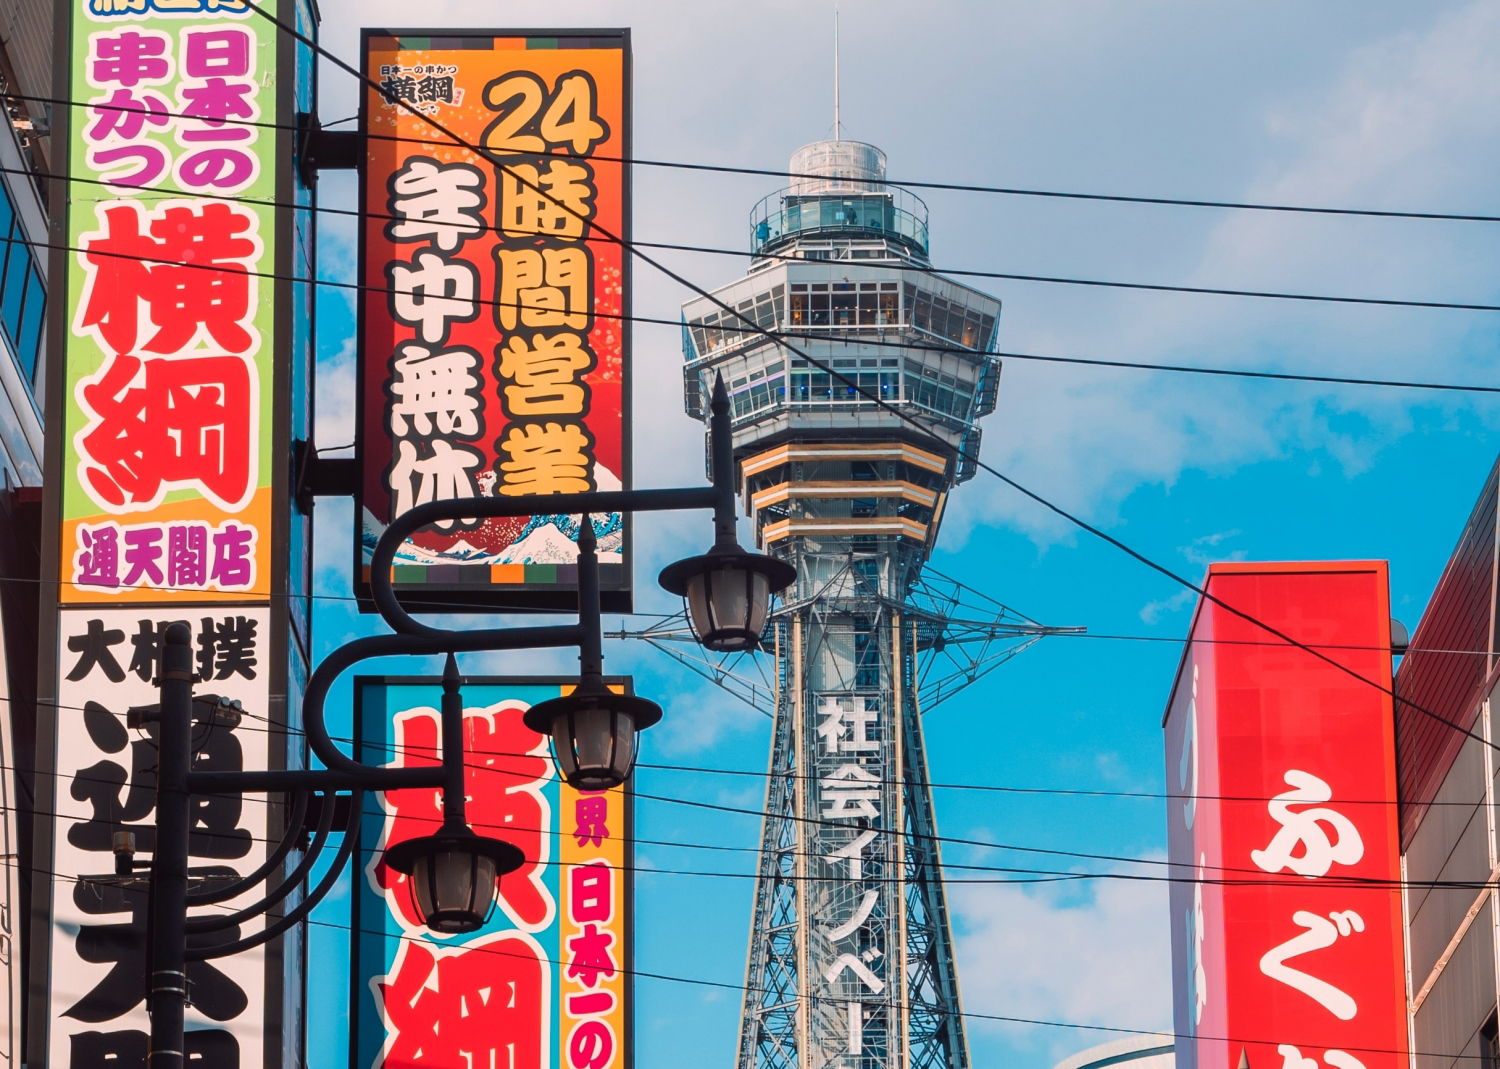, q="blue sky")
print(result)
[300,2,1500,1065]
